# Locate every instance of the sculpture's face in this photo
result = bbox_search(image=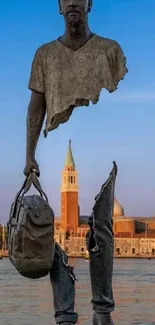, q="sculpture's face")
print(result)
[59,0,92,27]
